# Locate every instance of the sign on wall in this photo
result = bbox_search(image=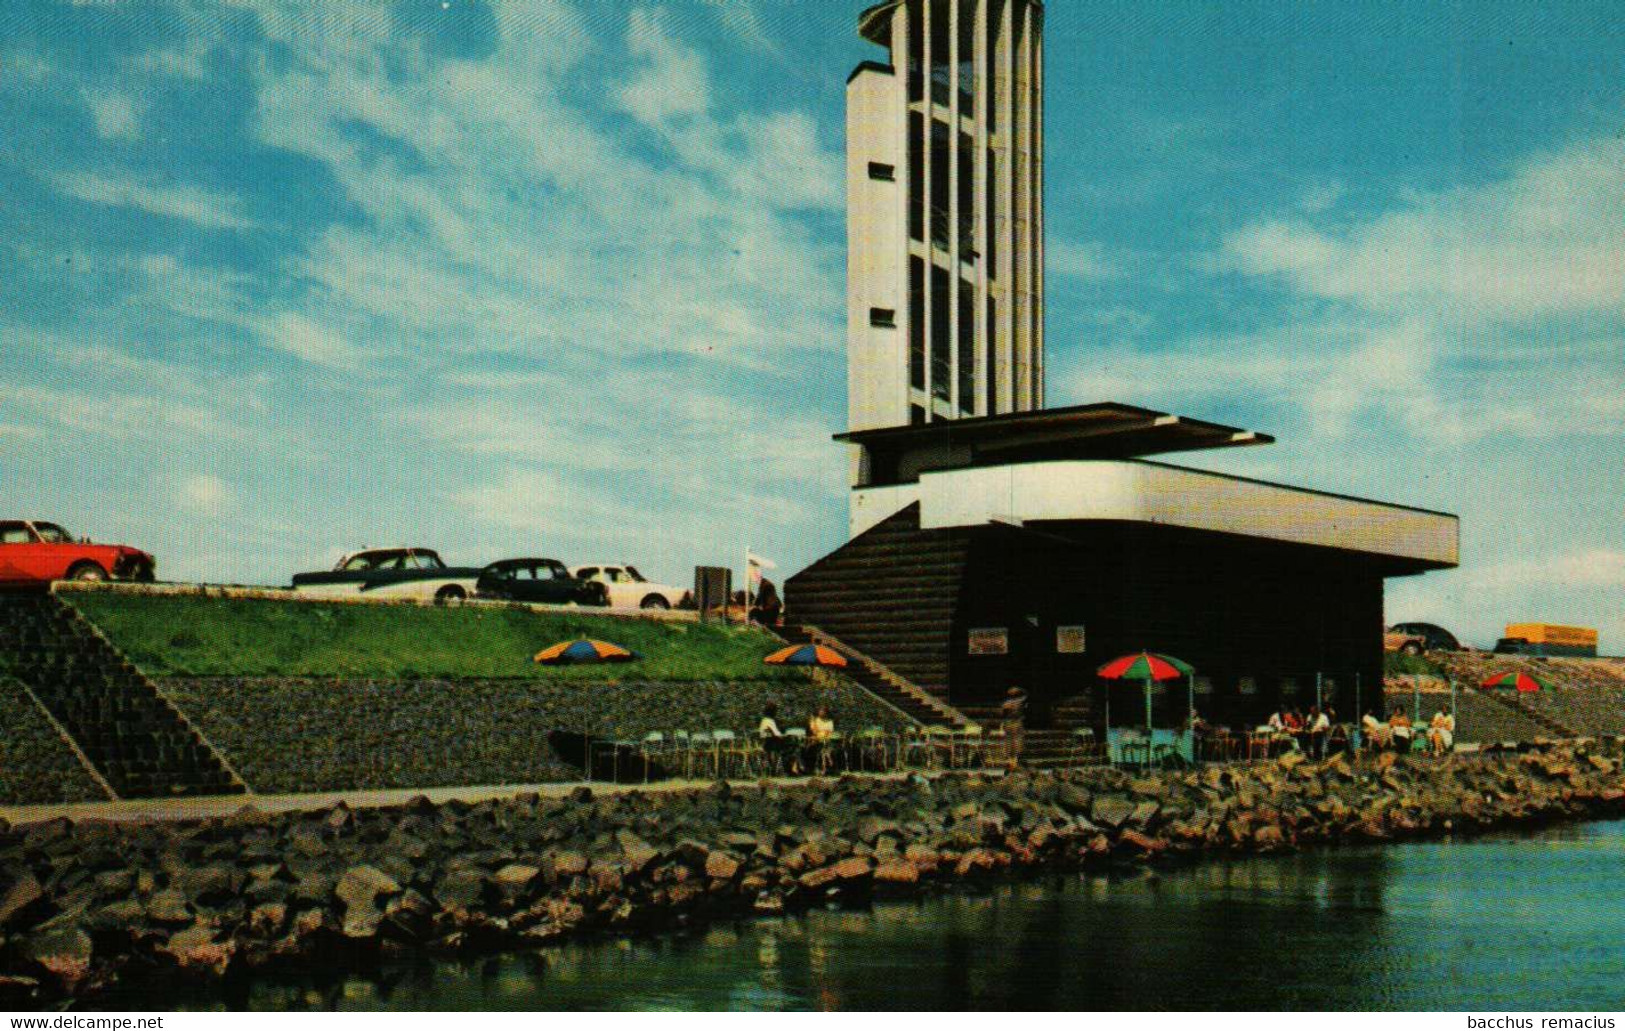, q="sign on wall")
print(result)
[1056,625,1086,654]
[968,627,1009,655]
